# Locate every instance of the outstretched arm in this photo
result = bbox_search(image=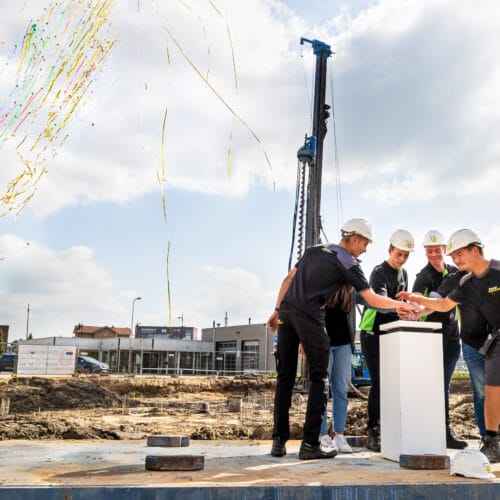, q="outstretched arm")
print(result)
[396,291,458,312]
[267,268,297,332]
[360,288,419,315]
